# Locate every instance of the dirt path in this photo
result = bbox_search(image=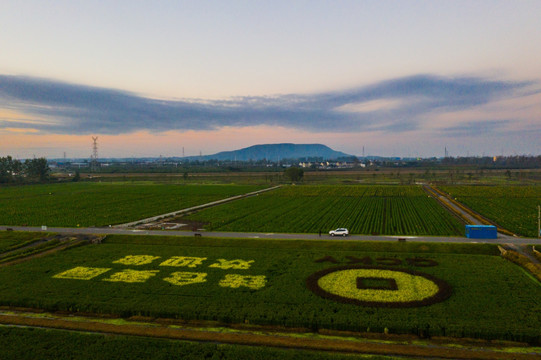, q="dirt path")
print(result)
[507,244,541,266]
[0,234,102,267]
[0,310,538,360]
[114,185,281,228]
[423,185,481,225]
[425,185,518,238]
[0,239,48,259]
